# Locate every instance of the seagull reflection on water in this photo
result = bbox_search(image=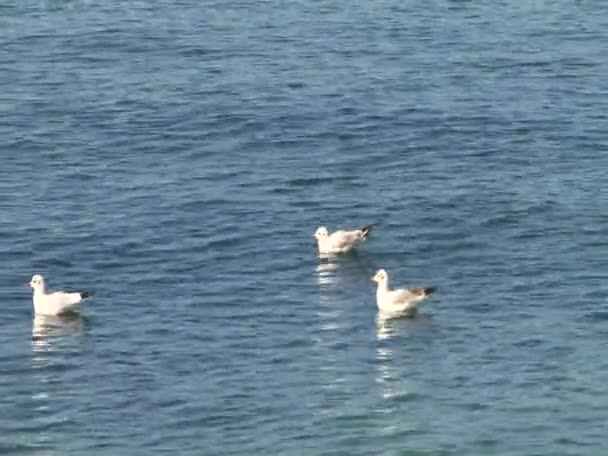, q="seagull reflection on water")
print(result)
[375,316,425,404]
[30,313,90,421]
[315,261,339,286]
[32,313,90,358]
[375,317,400,400]
[376,315,397,341]
[316,250,375,287]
